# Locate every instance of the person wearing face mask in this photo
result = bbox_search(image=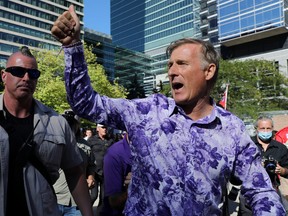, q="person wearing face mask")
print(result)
[253,115,288,185]
[239,115,288,215]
